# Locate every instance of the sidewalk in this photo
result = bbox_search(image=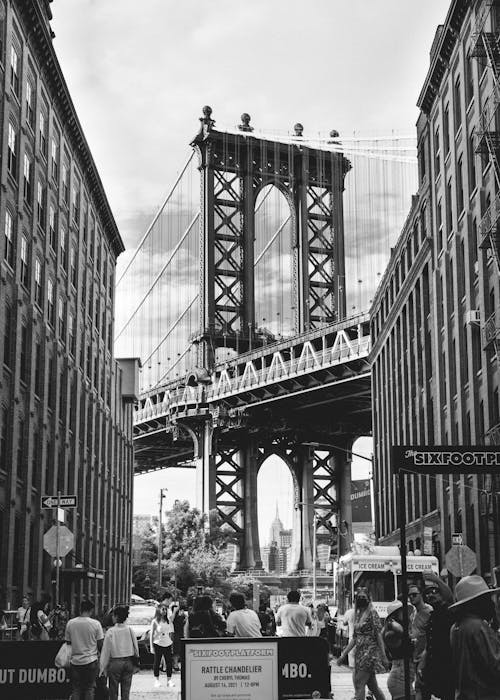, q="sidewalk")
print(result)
[129,665,390,699]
